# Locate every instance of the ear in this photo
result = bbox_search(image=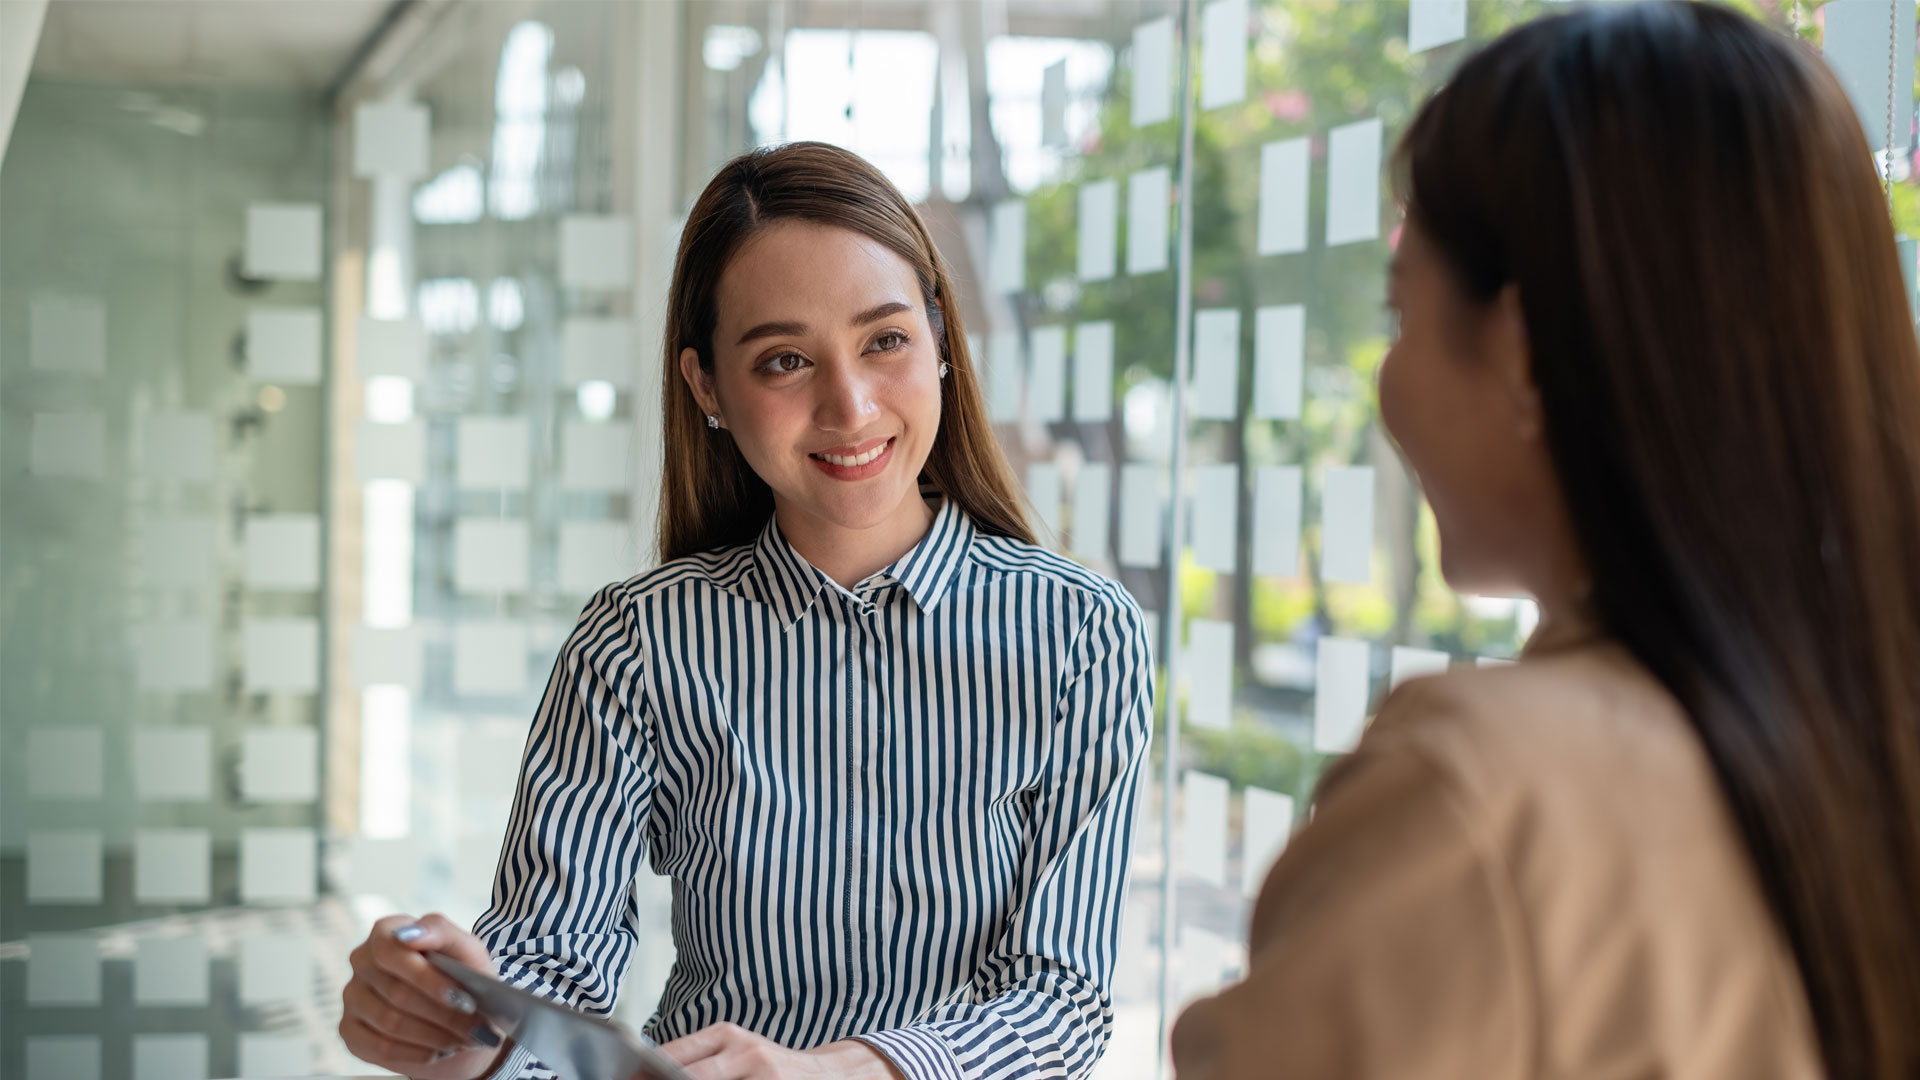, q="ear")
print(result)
[678,346,723,424]
[1488,284,1543,442]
